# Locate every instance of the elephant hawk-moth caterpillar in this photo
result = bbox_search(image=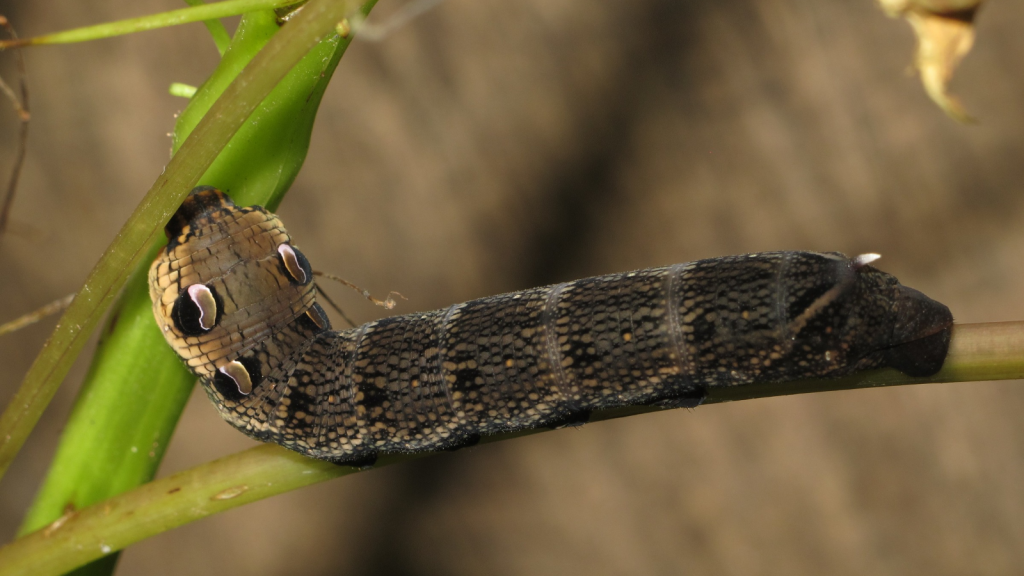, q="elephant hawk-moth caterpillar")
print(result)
[149,187,953,466]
